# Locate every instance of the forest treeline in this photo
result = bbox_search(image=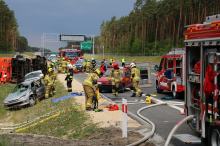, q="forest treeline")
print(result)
[97,0,220,56]
[0,0,28,52]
